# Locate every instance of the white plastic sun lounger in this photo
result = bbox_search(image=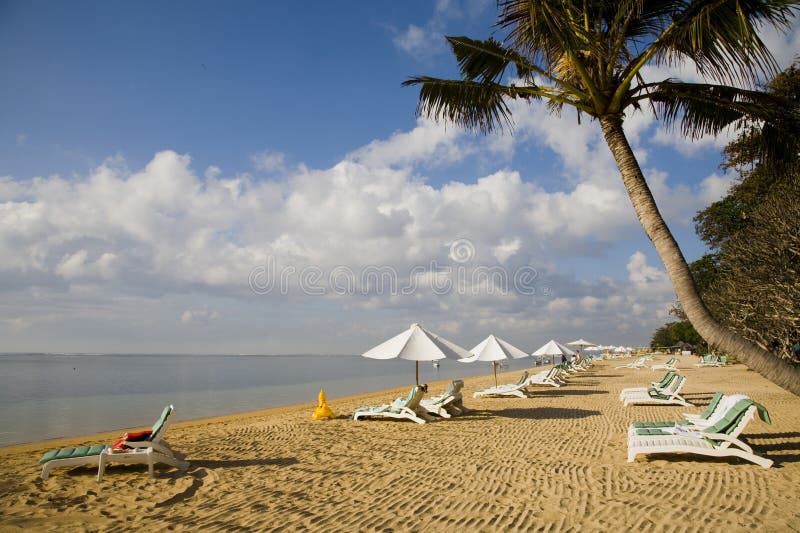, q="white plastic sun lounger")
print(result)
[627,398,773,468]
[420,380,465,418]
[473,371,529,398]
[651,357,678,371]
[619,371,677,400]
[695,355,723,367]
[526,367,564,387]
[97,405,189,481]
[353,386,428,424]
[40,405,189,481]
[623,375,692,407]
[627,393,748,437]
[616,357,647,369]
